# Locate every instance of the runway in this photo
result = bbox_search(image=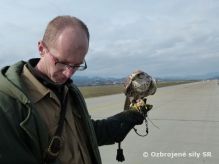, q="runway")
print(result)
[85,80,219,164]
